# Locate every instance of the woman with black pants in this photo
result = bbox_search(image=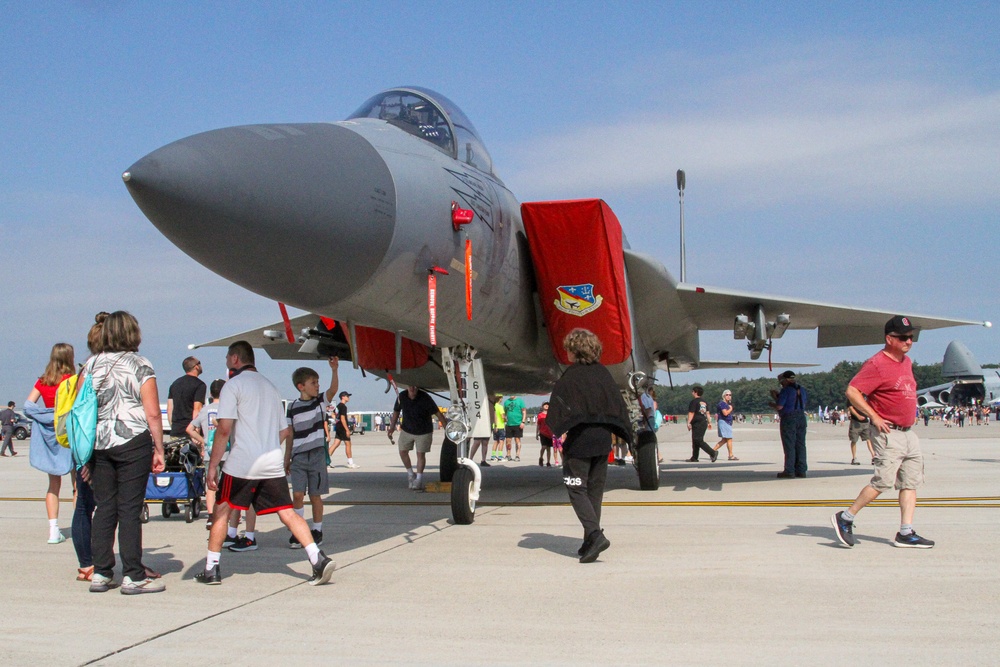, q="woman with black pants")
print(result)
[547,328,632,564]
[82,311,166,595]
